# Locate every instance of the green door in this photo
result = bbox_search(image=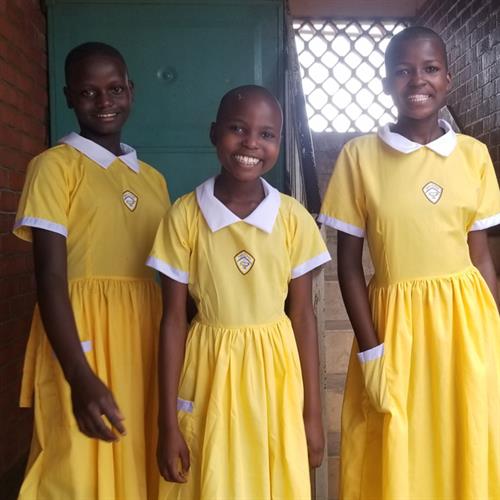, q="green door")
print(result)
[46,1,284,199]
